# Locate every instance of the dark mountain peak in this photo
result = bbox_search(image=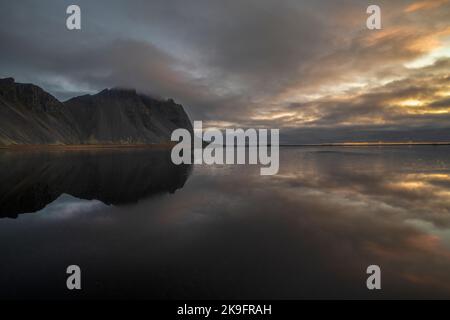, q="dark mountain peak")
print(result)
[64,85,193,143]
[87,87,184,111]
[0,77,192,145]
[95,87,140,101]
[0,78,16,95]
[0,78,81,145]
[0,77,62,112]
[110,87,137,95]
[0,77,15,85]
